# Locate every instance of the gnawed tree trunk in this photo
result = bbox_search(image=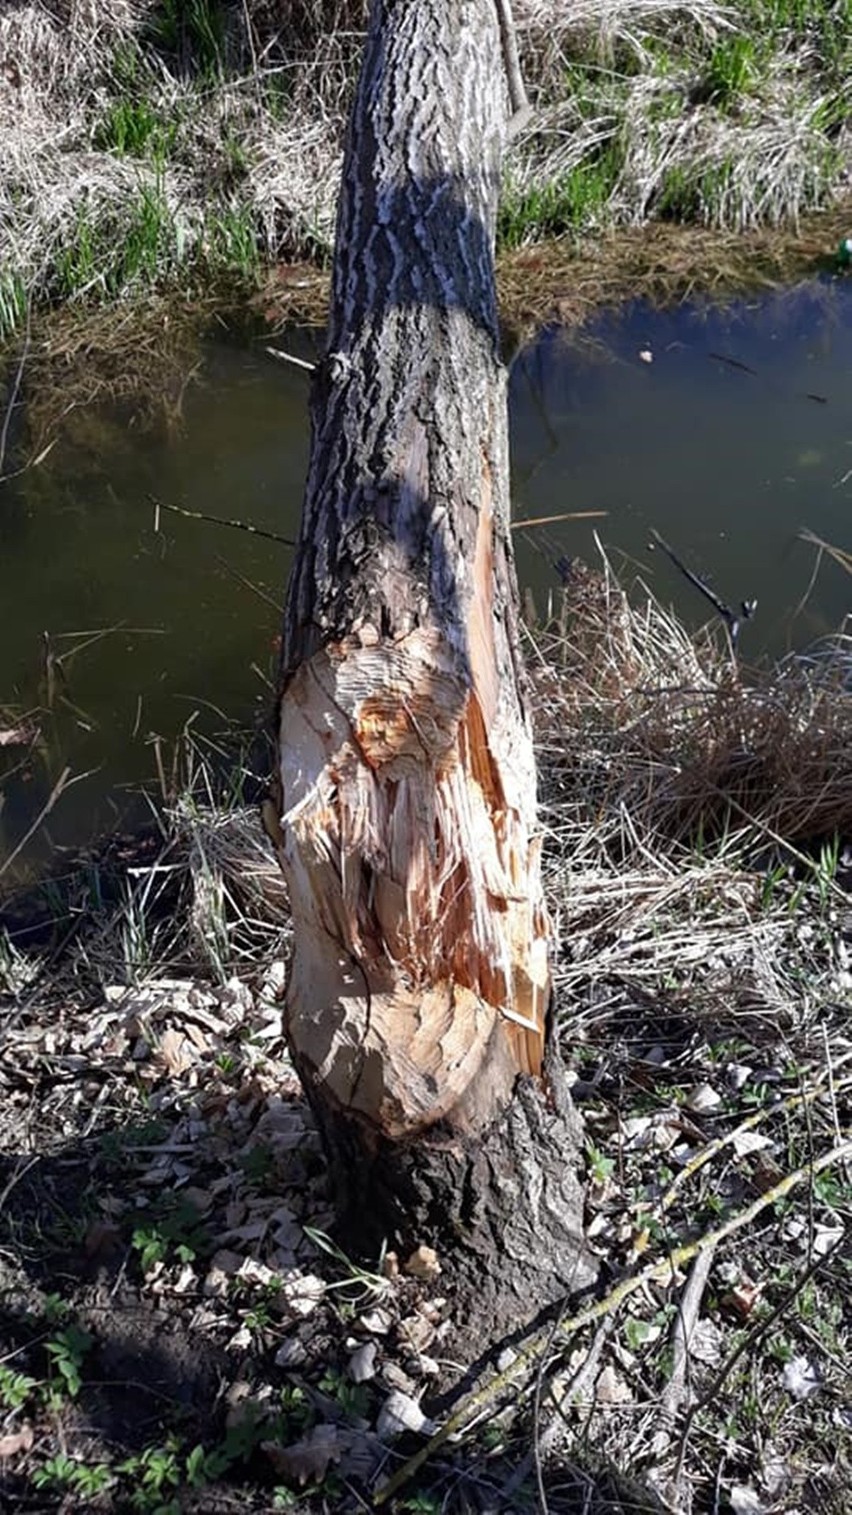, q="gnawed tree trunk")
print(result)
[273,0,594,1325]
